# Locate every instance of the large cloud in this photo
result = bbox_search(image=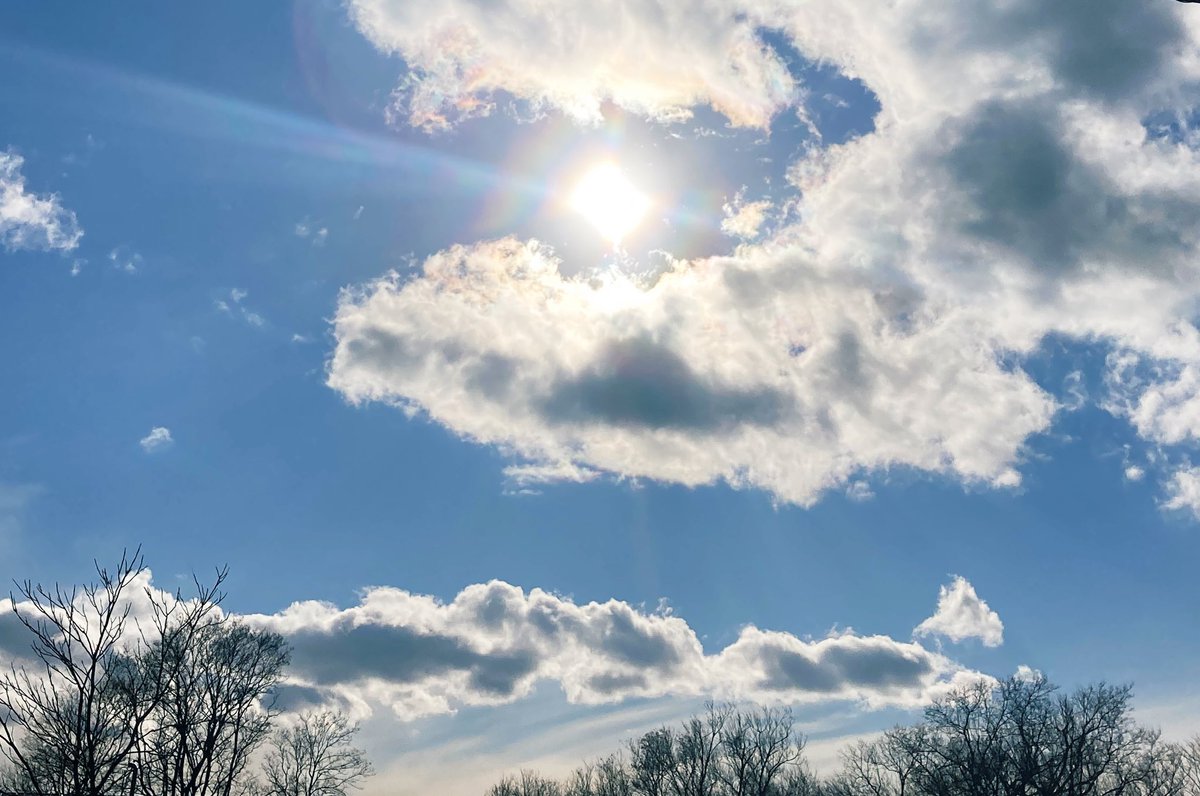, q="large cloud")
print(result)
[0,150,82,253]
[332,0,1200,509]
[347,0,798,130]
[0,571,991,721]
[244,579,982,720]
